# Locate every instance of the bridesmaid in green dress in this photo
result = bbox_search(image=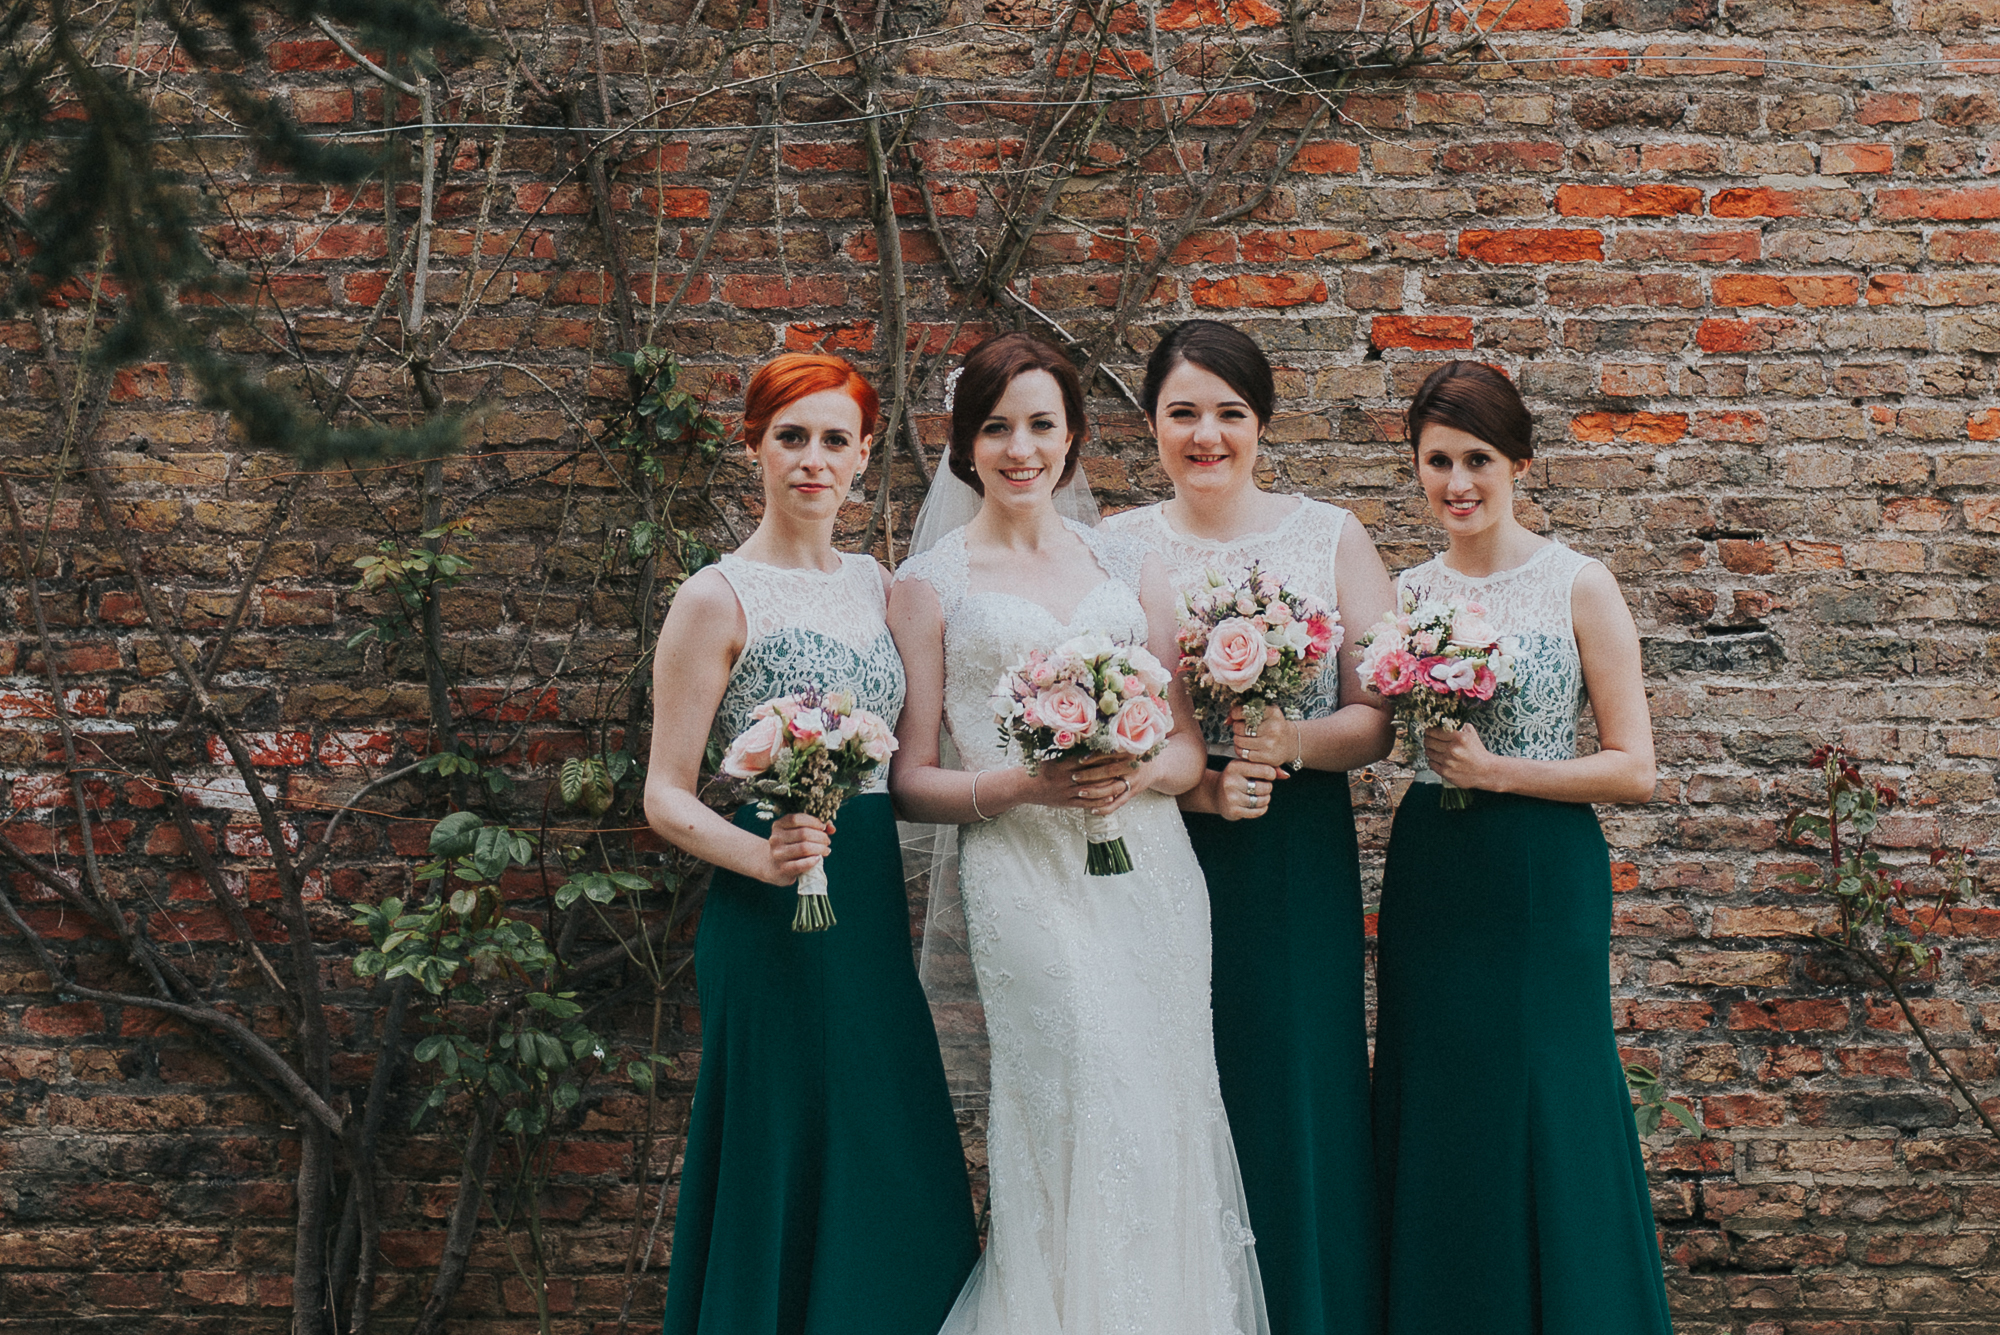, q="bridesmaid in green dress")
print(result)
[1104,320,1396,1335]
[644,353,977,1335]
[1372,360,1670,1335]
